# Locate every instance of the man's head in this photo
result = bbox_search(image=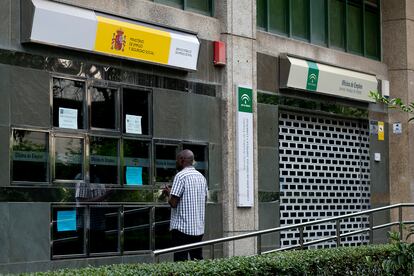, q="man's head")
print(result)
[176,149,194,171]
